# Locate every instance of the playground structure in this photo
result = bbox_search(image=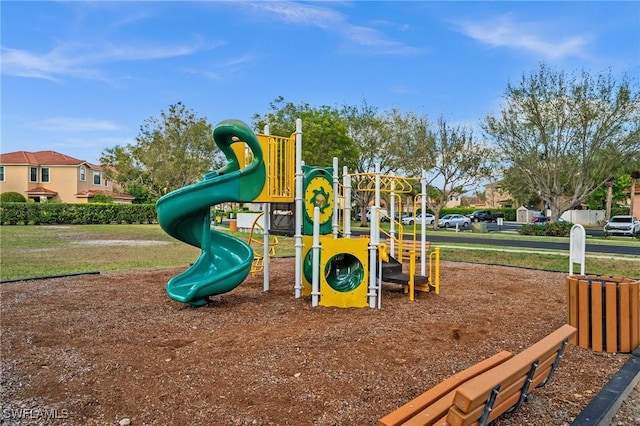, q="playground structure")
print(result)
[156,119,440,307]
